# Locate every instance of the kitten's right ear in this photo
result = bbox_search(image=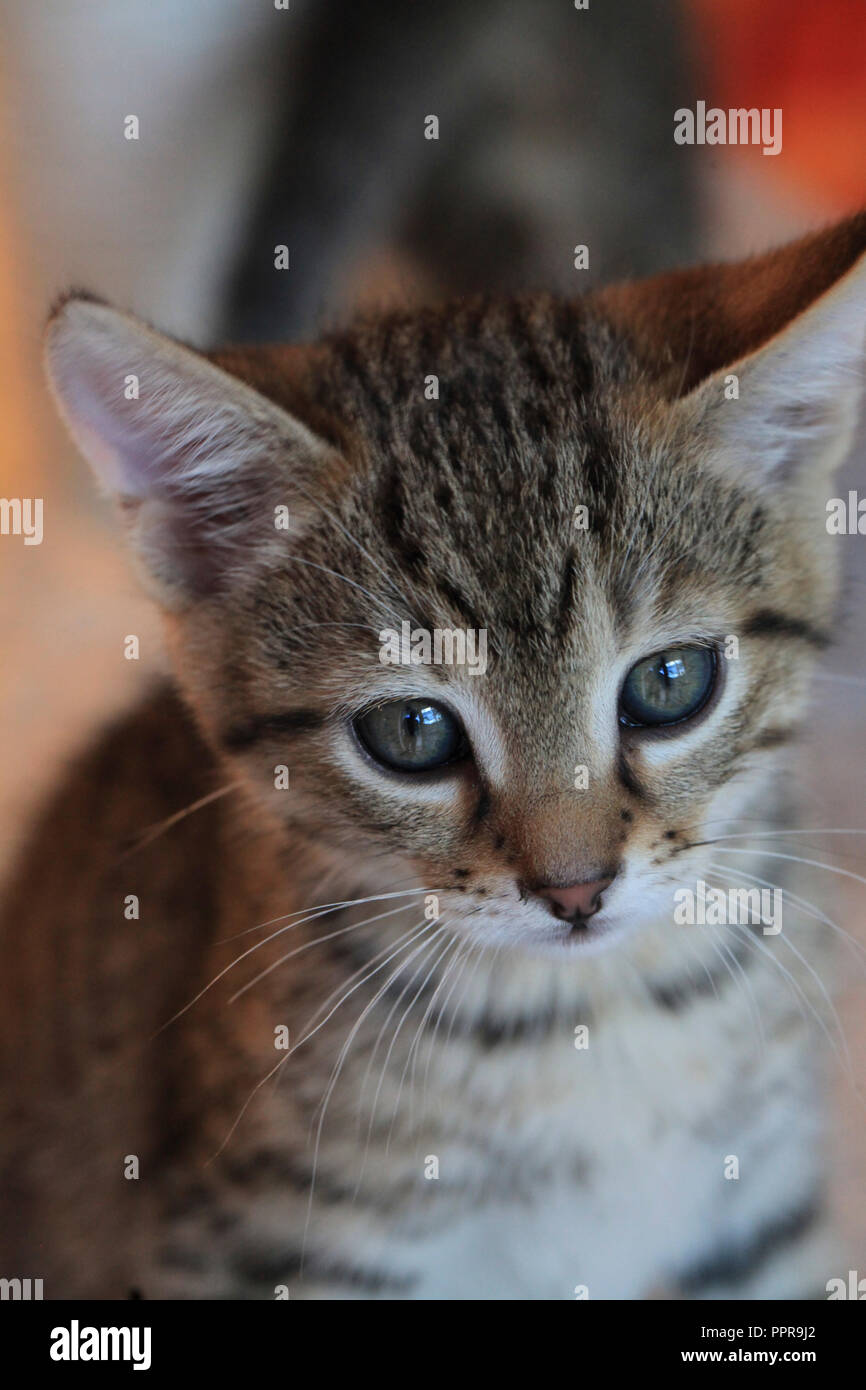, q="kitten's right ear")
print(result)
[592,211,866,397]
[593,212,866,496]
[674,242,866,494]
[44,296,334,608]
